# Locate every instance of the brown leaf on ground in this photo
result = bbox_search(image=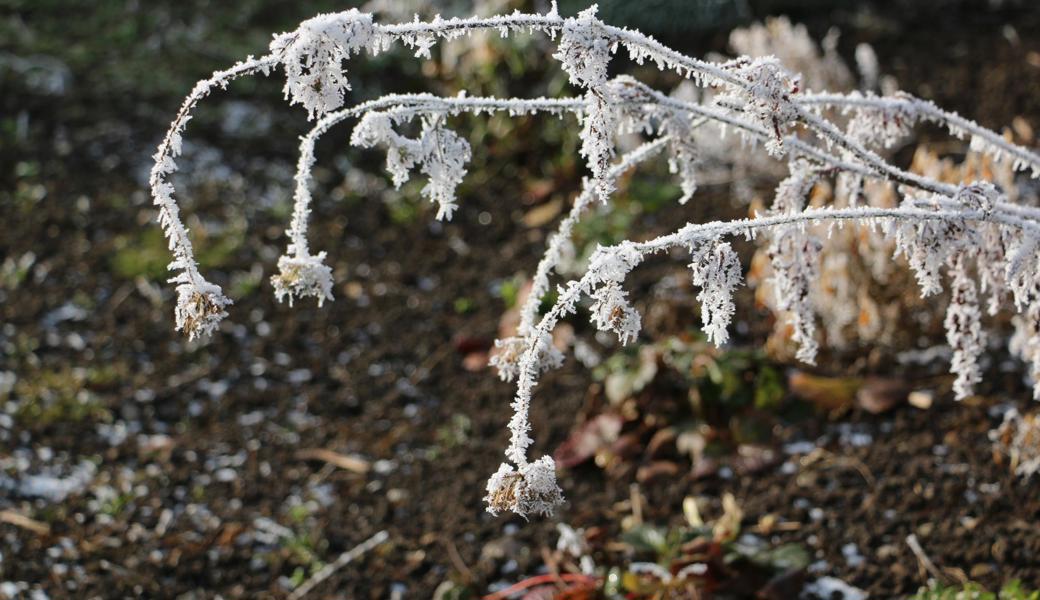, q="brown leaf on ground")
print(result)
[788,371,861,411]
[856,377,909,414]
[462,351,489,372]
[521,198,563,228]
[554,414,623,468]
